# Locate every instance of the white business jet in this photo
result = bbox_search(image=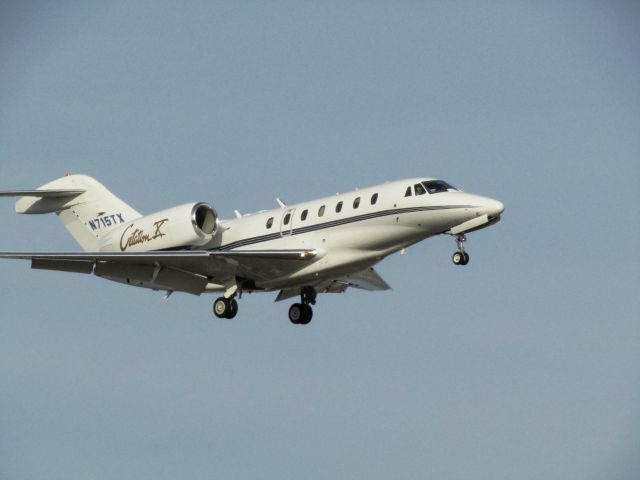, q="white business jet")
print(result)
[0,174,504,324]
